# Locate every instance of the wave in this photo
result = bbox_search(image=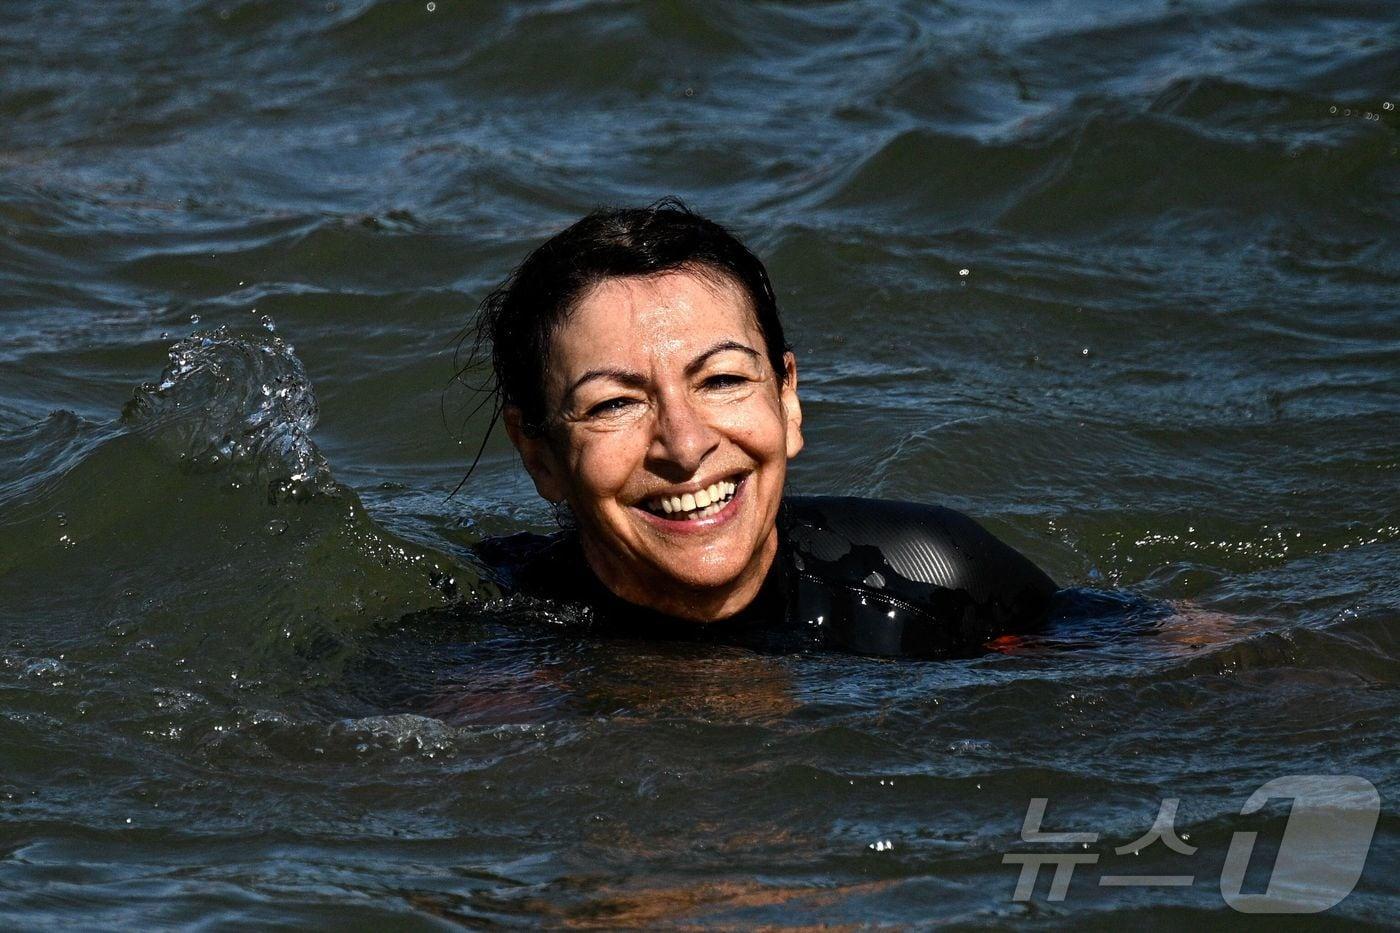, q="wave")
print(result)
[818,77,1398,236]
[0,329,477,685]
